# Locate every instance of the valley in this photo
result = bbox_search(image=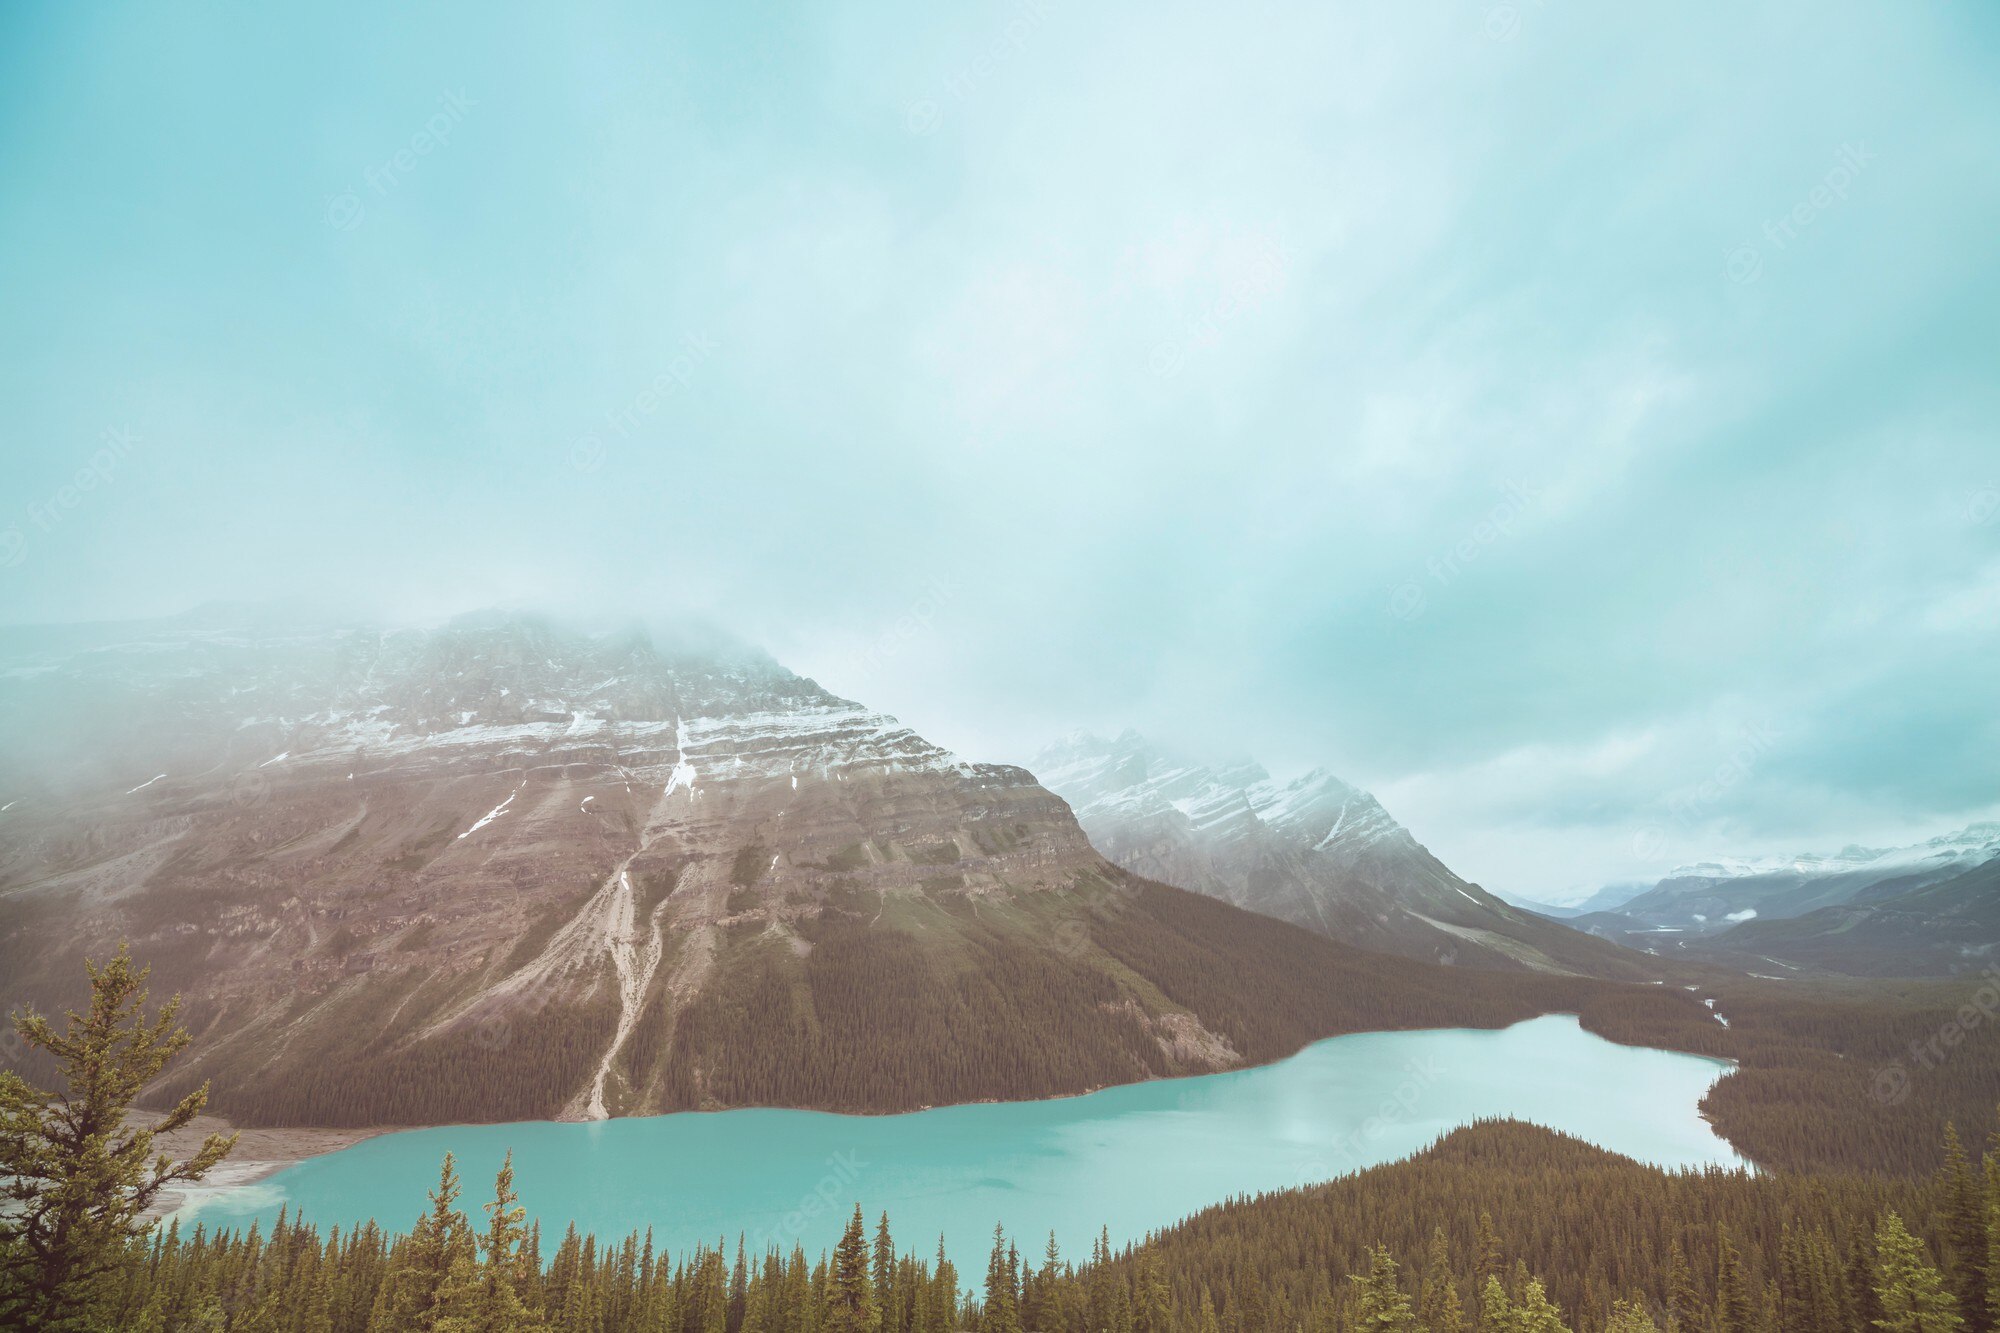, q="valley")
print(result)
[1564,824,2000,978]
[3,608,1995,1333]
